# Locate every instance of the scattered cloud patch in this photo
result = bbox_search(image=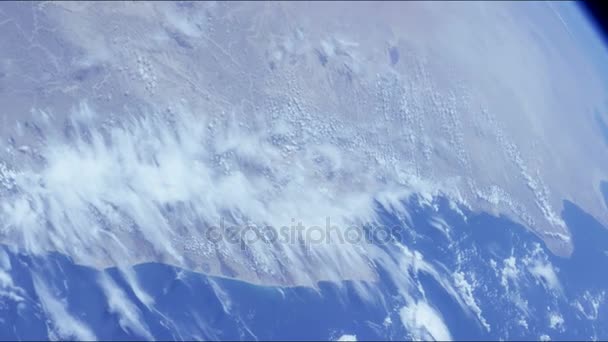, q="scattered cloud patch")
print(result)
[98,273,153,340]
[453,271,490,332]
[400,301,452,341]
[32,275,96,341]
[549,312,564,331]
[523,244,562,294]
